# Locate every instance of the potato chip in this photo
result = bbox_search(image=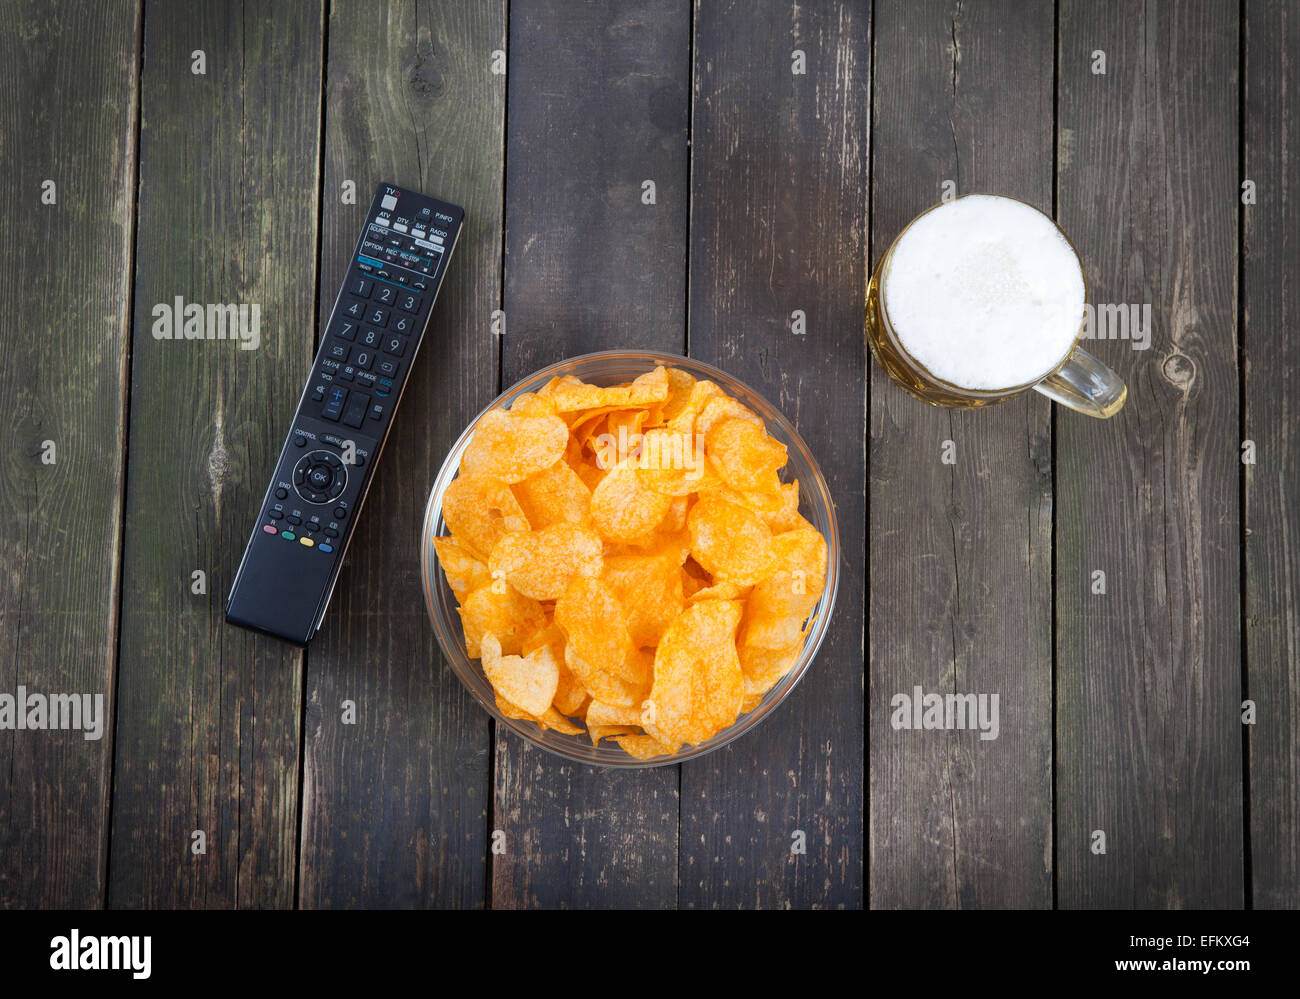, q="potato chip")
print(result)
[495,694,584,735]
[457,583,546,658]
[487,523,603,601]
[543,366,670,412]
[602,552,685,648]
[686,494,775,585]
[613,733,673,760]
[442,471,531,560]
[659,367,698,423]
[433,536,491,599]
[706,416,787,494]
[636,428,713,496]
[508,391,557,417]
[590,457,672,543]
[512,458,591,528]
[738,640,803,700]
[460,409,569,484]
[740,527,827,648]
[481,632,559,717]
[588,724,638,746]
[584,700,645,728]
[643,600,744,751]
[555,576,652,706]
